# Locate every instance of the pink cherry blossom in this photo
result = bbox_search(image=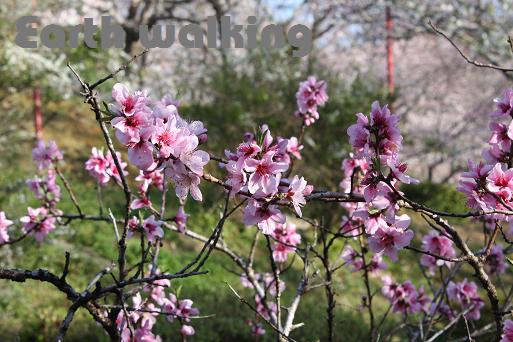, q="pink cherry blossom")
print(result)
[243,201,285,235]
[381,277,430,315]
[142,215,164,243]
[85,148,128,186]
[112,111,153,146]
[85,147,111,184]
[368,215,413,261]
[341,246,363,272]
[20,207,56,241]
[491,89,513,119]
[32,140,63,169]
[285,175,309,217]
[110,83,150,117]
[271,223,301,262]
[128,139,155,171]
[420,231,456,273]
[135,169,164,191]
[165,161,203,201]
[131,185,153,210]
[447,279,485,320]
[245,151,288,195]
[367,254,387,274]
[387,160,419,184]
[27,169,61,205]
[486,163,513,202]
[457,160,496,211]
[0,211,13,243]
[127,216,140,238]
[179,138,210,176]
[485,244,506,275]
[501,319,513,342]
[151,117,188,159]
[225,159,247,194]
[286,137,303,159]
